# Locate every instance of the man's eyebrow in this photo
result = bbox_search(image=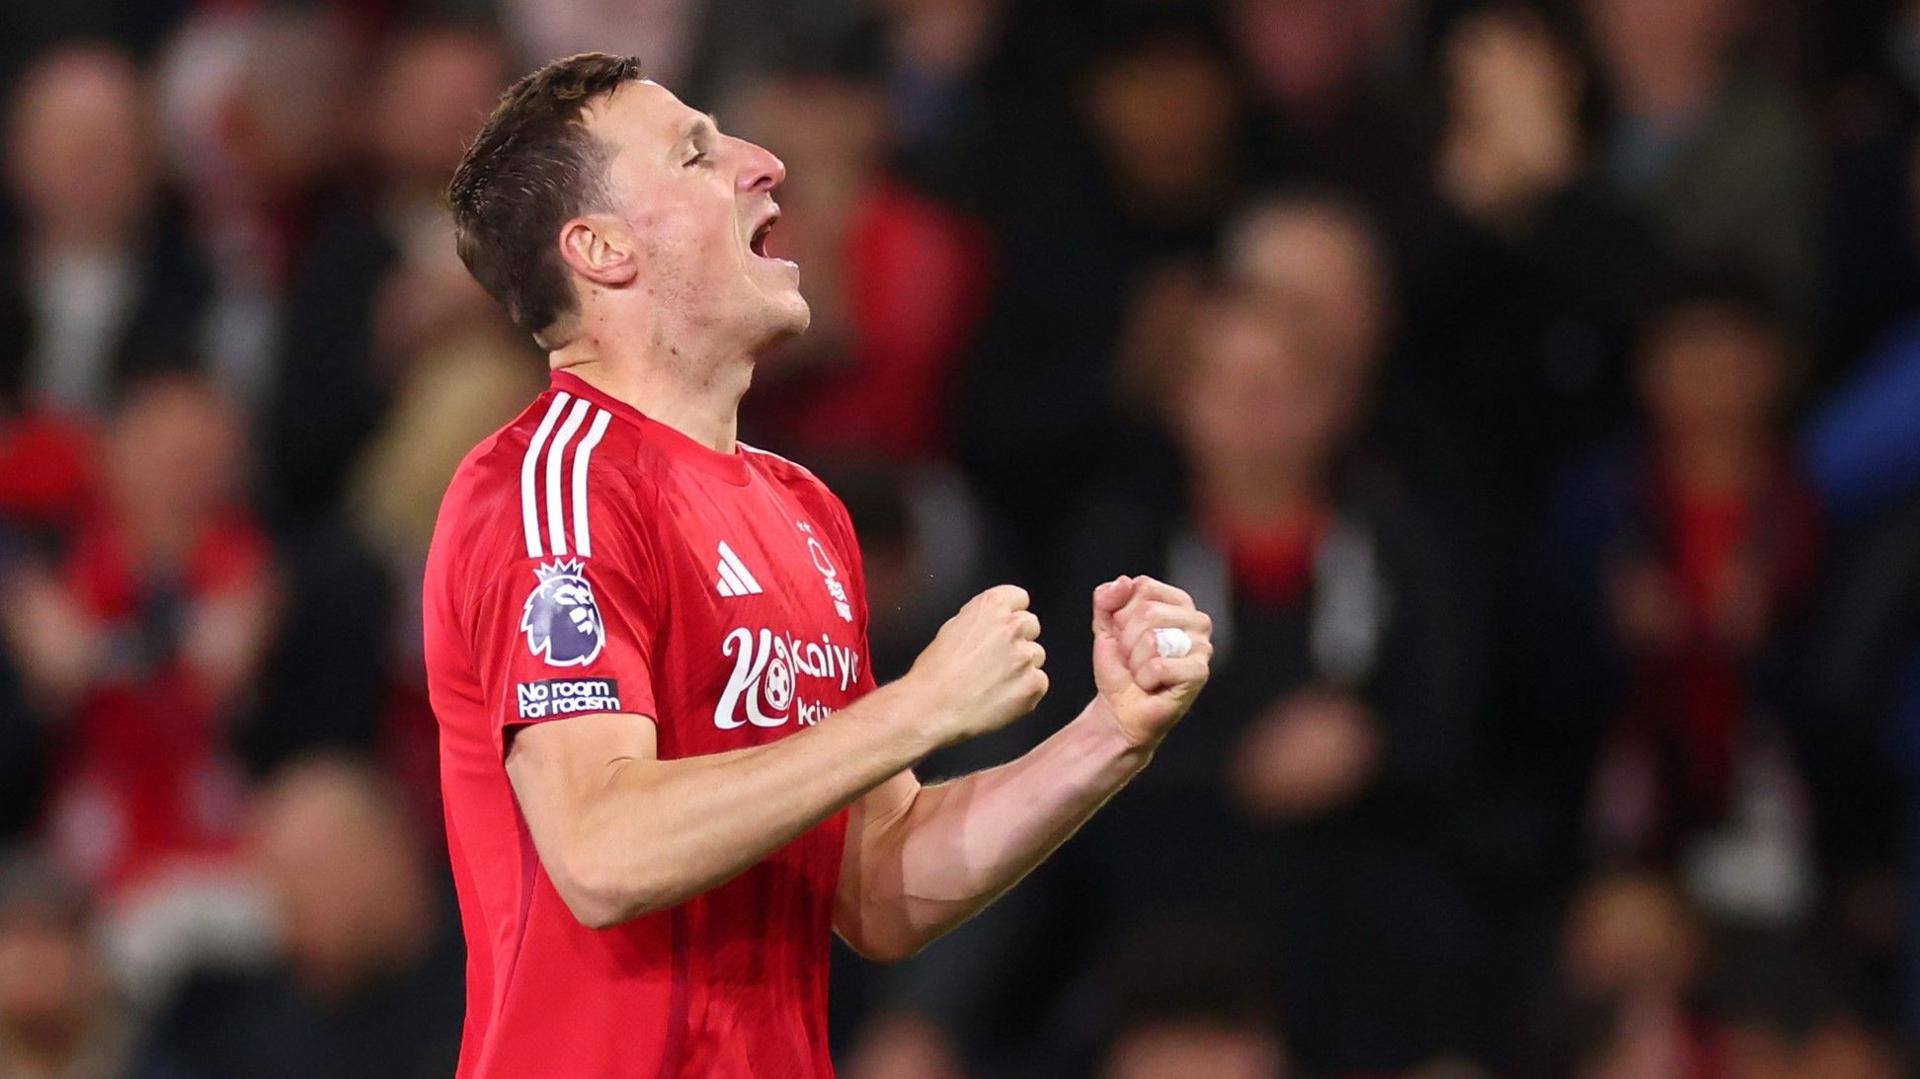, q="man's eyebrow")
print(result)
[678,113,720,147]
